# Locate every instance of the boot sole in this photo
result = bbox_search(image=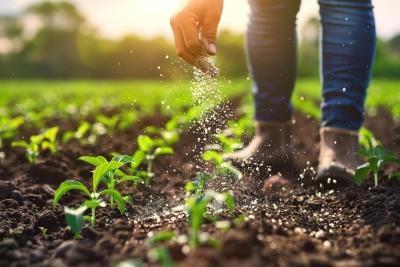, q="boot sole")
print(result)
[315,165,356,187]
